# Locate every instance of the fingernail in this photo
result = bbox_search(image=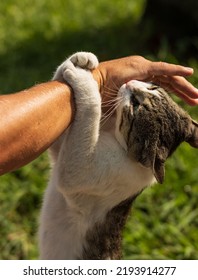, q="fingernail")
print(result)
[185,67,194,73]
